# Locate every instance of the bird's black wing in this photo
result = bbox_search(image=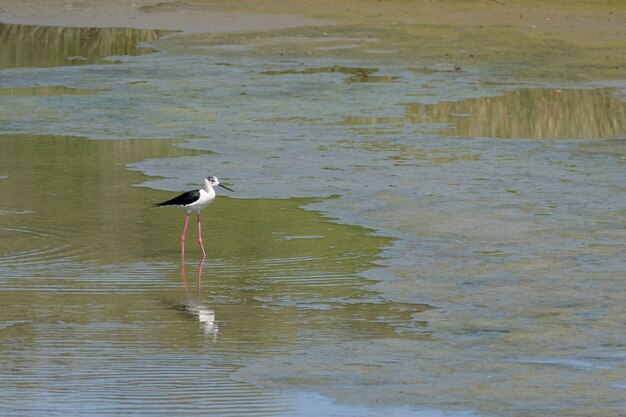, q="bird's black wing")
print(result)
[154,190,200,207]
